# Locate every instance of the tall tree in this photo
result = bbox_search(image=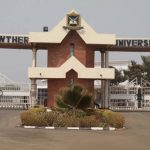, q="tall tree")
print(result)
[110,56,150,85]
[109,66,127,85]
[141,56,150,82]
[124,61,143,82]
